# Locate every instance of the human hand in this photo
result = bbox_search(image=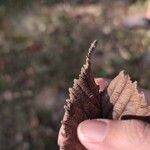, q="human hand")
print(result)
[77,119,150,150]
[77,78,150,150]
[58,78,150,150]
